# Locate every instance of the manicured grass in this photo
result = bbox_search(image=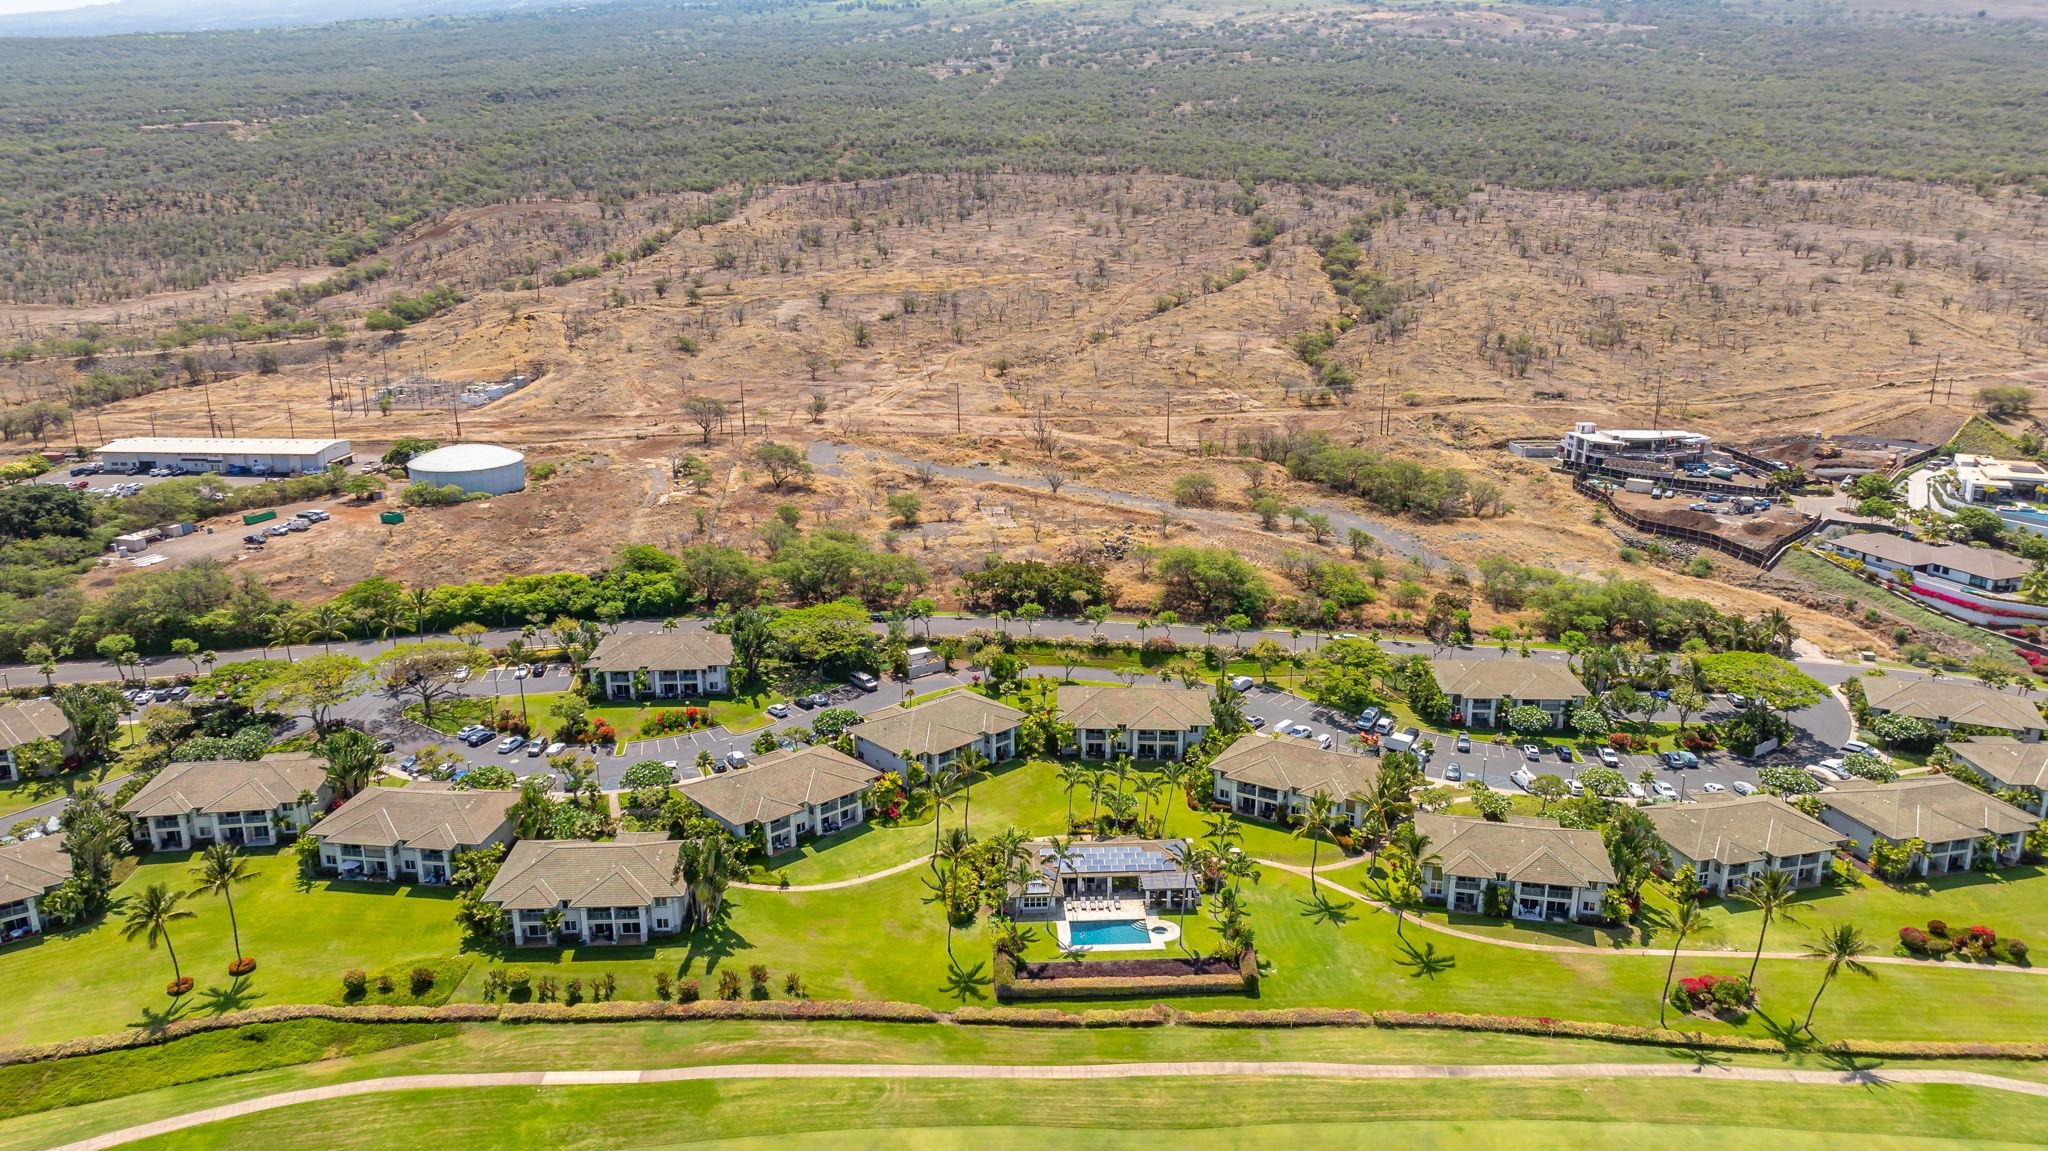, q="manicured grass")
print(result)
[0,848,471,1051]
[1676,861,2048,956]
[0,761,124,824]
[0,1020,454,1121]
[17,1018,2042,1151]
[413,690,770,741]
[87,1075,2048,1150]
